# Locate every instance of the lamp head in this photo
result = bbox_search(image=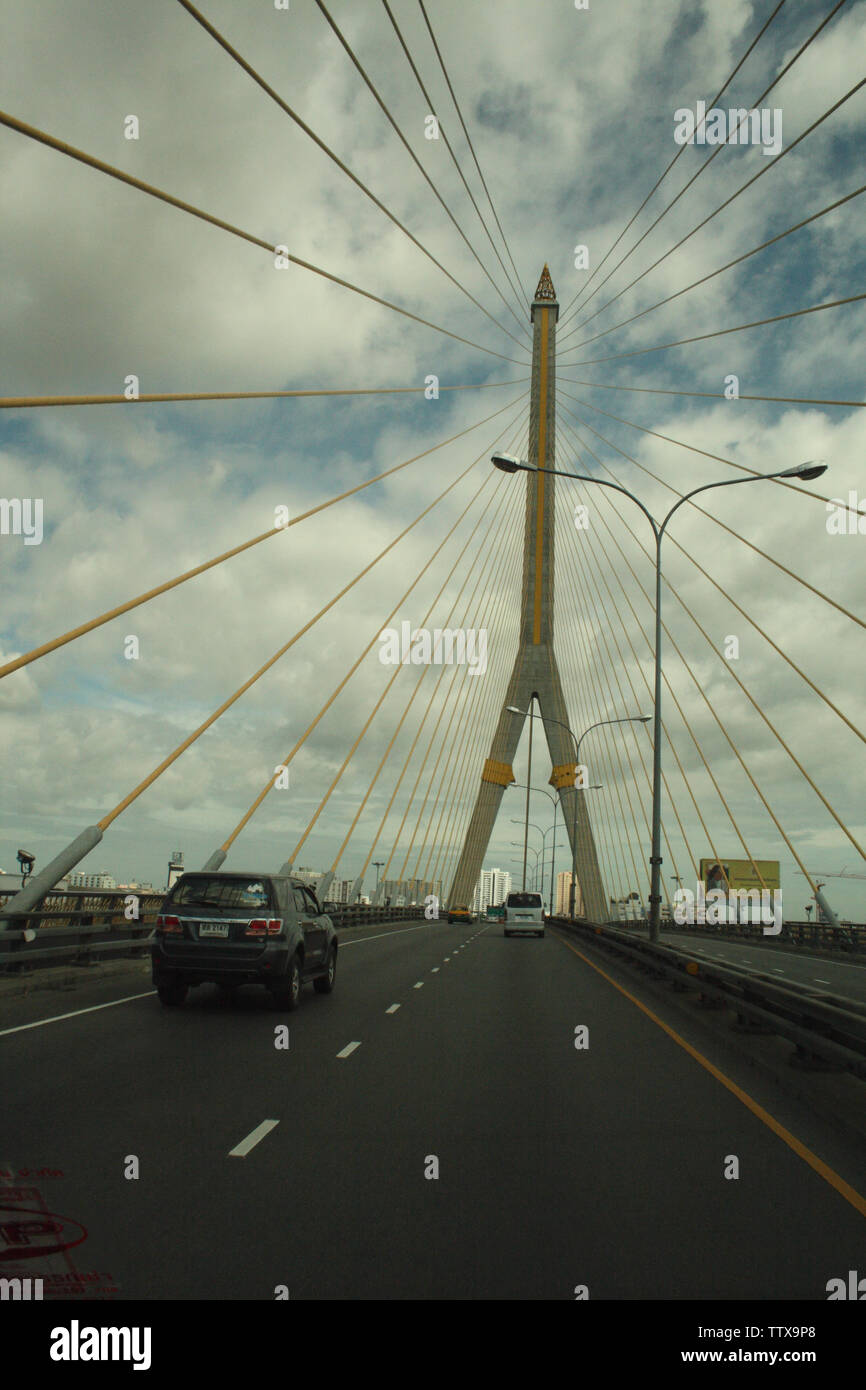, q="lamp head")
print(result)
[491,453,526,474]
[777,460,828,481]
